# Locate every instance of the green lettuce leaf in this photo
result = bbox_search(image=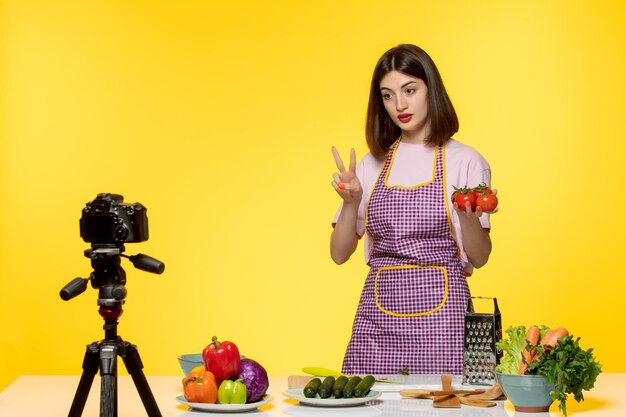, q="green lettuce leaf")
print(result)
[495,325,526,374]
